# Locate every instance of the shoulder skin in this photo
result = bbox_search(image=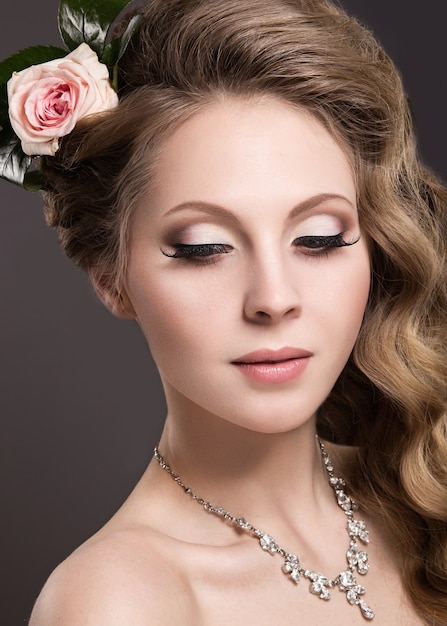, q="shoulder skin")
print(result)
[29,528,198,626]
